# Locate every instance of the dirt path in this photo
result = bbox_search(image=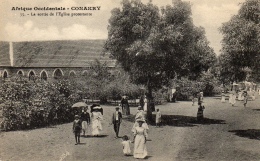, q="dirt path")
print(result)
[0,96,260,161]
